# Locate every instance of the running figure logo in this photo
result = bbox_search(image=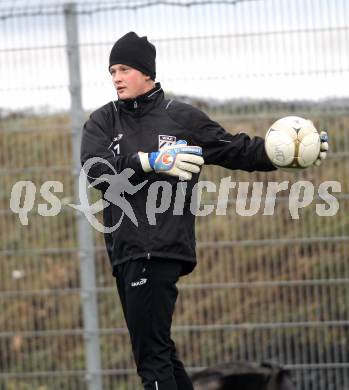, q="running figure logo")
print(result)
[94,168,145,226]
[70,157,147,232]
